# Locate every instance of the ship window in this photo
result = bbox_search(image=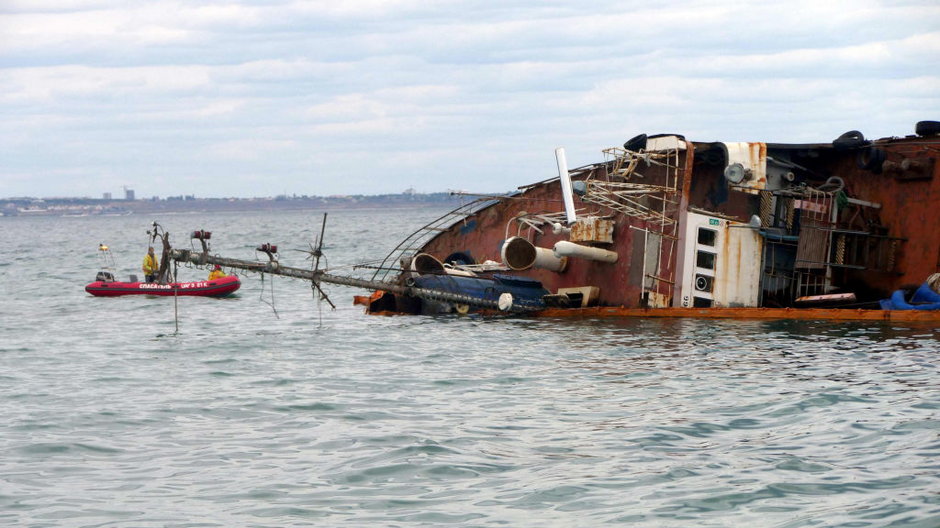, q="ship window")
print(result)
[693,296,713,308]
[696,250,716,270]
[698,228,717,247]
[694,274,714,293]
